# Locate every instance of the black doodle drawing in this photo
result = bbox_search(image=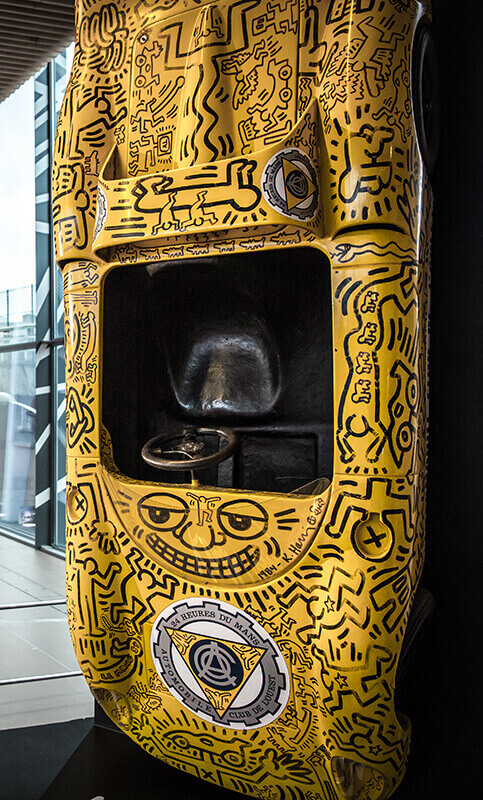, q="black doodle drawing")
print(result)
[66,385,95,453]
[55,1,433,796]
